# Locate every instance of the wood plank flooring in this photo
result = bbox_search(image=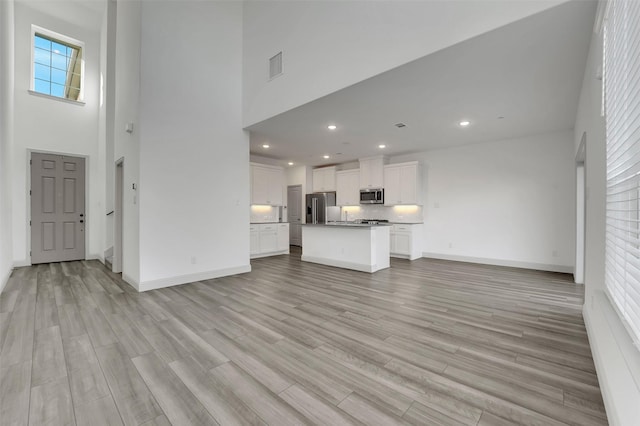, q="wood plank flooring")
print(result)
[0,248,608,425]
